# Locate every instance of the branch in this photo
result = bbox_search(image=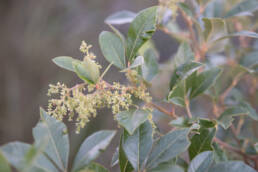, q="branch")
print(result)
[220,73,243,102]
[147,102,177,118]
[185,96,192,118]
[214,137,258,161]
